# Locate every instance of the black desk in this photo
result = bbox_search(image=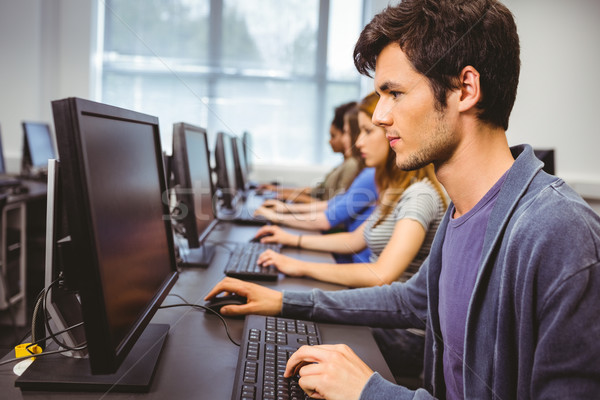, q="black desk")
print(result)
[0,179,47,327]
[0,221,391,398]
